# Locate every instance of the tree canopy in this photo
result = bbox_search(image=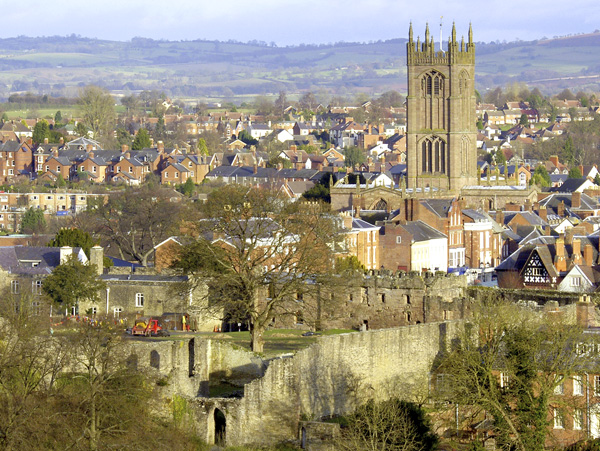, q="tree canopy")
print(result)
[20,207,46,234]
[47,228,97,257]
[79,187,182,266]
[77,85,116,144]
[530,165,551,187]
[437,296,595,451]
[132,128,152,150]
[42,255,106,312]
[172,184,340,352]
